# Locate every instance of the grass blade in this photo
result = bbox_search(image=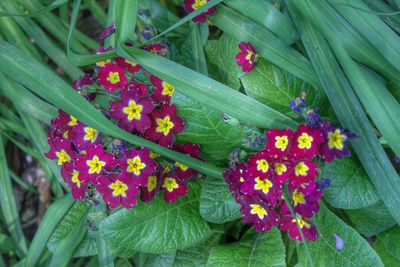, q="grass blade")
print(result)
[114,0,137,42]
[97,232,114,267]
